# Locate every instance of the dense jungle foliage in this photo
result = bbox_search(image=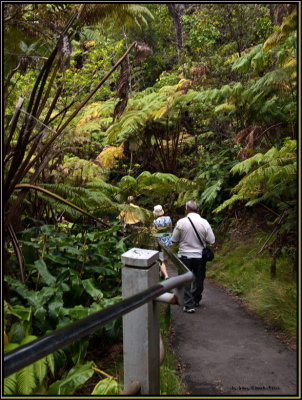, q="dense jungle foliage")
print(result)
[3,3,298,395]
